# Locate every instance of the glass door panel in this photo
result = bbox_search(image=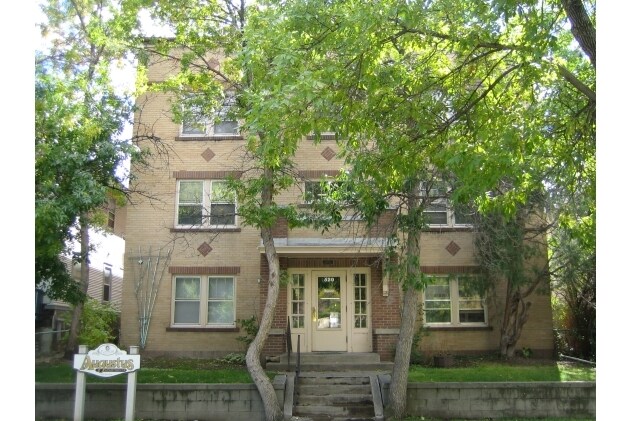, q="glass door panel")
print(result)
[317,276,342,329]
